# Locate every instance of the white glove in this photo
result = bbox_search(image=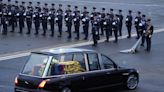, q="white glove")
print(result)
[149,35,152,38]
